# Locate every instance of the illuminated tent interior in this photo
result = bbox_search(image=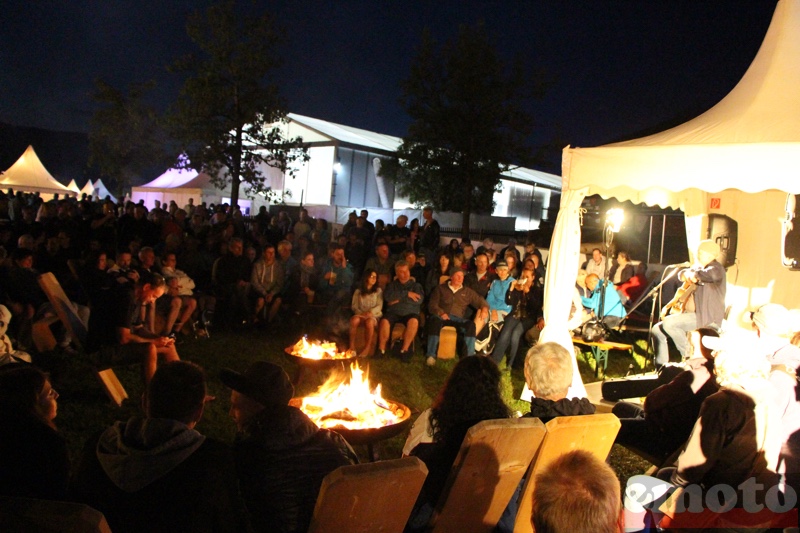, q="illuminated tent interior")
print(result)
[0,145,75,199]
[542,0,800,391]
[131,166,232,211]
